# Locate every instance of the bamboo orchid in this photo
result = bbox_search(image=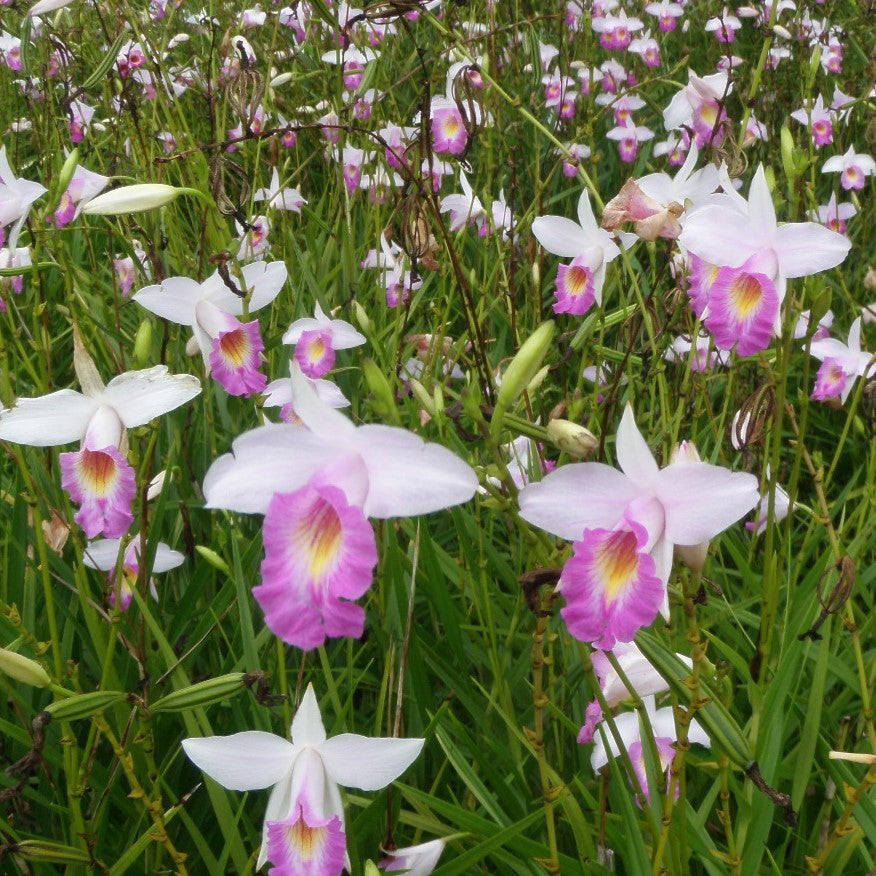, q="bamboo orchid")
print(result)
[518,406,758,648]
[202,364,477,650]
[531,190,620,315]
[182,684,424,873]
[133,261,287,396]
[679,165,851,354]
[0,336,200,538]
